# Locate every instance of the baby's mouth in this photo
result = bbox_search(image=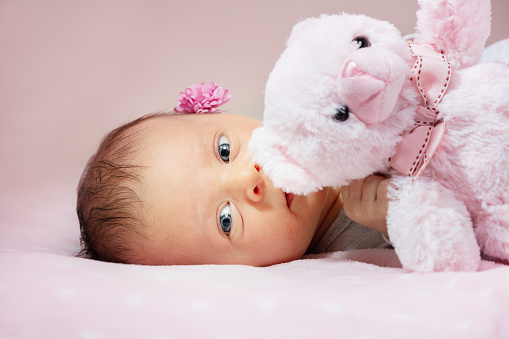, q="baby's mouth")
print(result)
[285,192,295,208]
